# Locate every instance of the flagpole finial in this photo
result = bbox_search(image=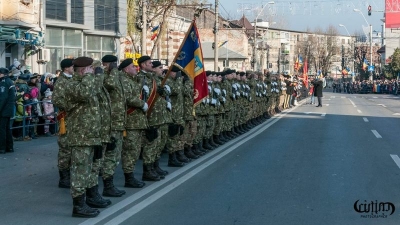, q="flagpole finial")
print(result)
[194,4,206,19]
